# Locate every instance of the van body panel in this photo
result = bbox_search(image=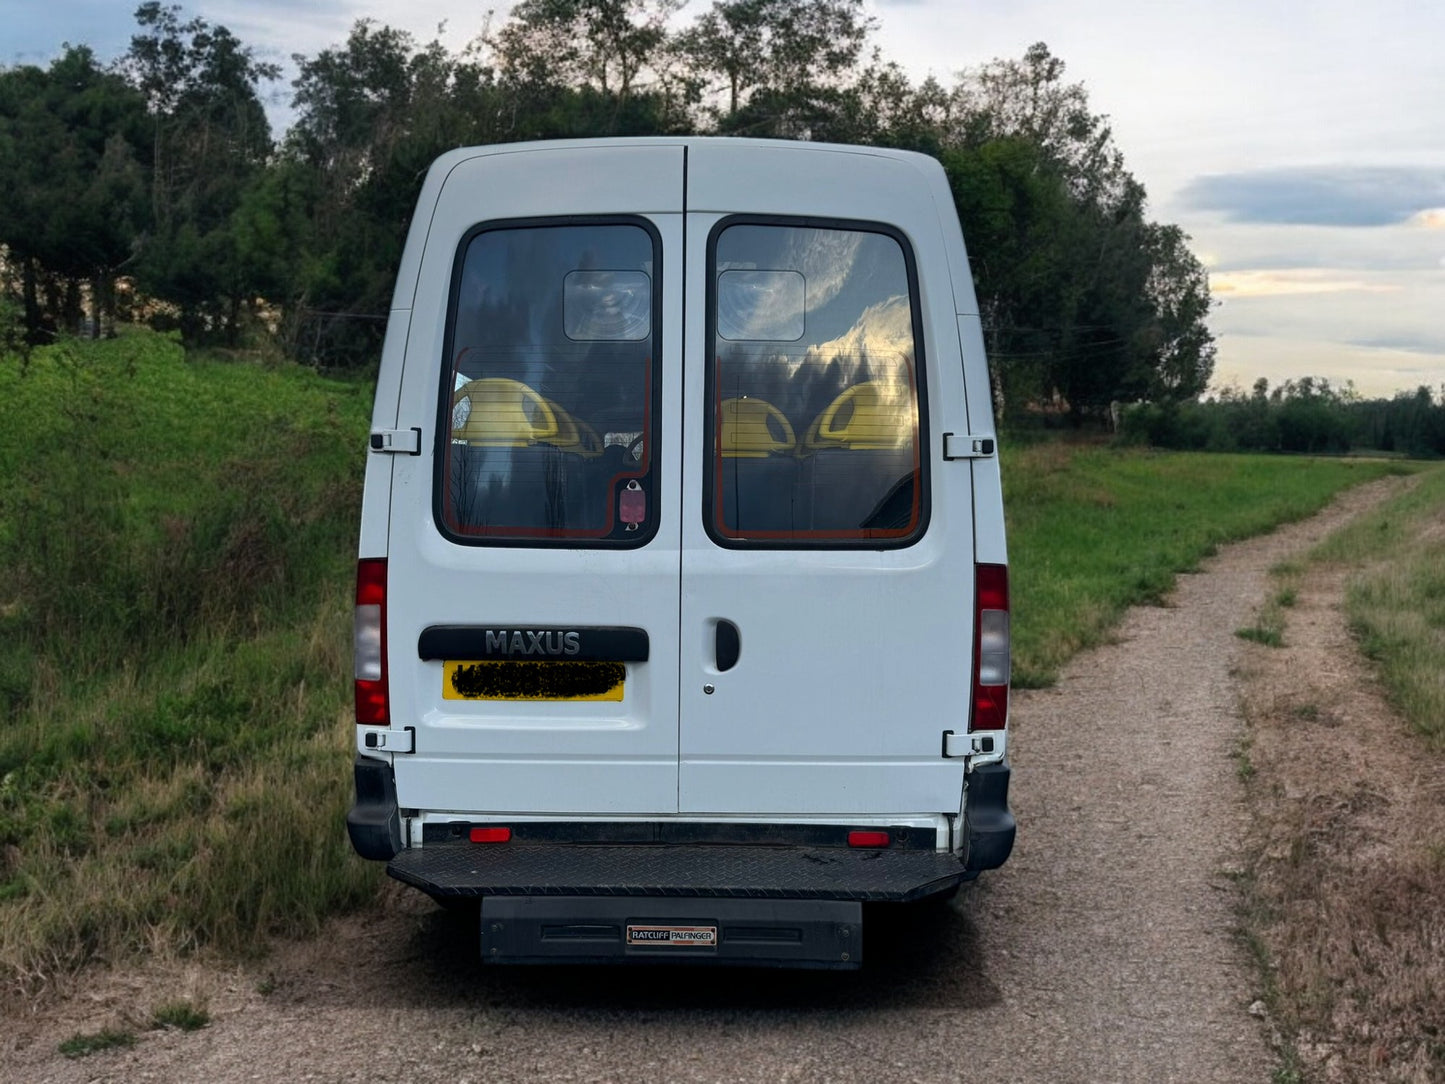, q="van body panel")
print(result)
[677,153,975,814]
[958,315,1002,477]
[355,141,1013,915]
[383,145,686,814]
[359,311,412,560]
